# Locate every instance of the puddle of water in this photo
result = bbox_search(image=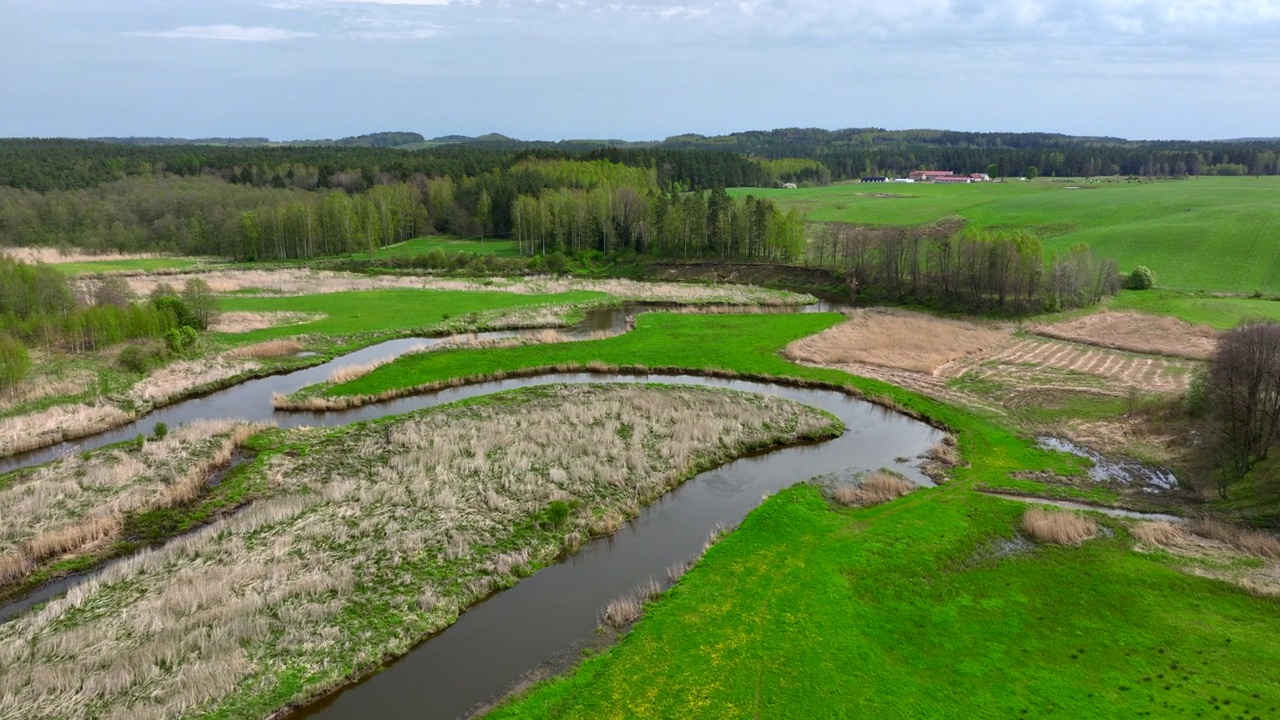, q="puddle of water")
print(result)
[1036,436,1179,493]
[987,493,1184,523]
